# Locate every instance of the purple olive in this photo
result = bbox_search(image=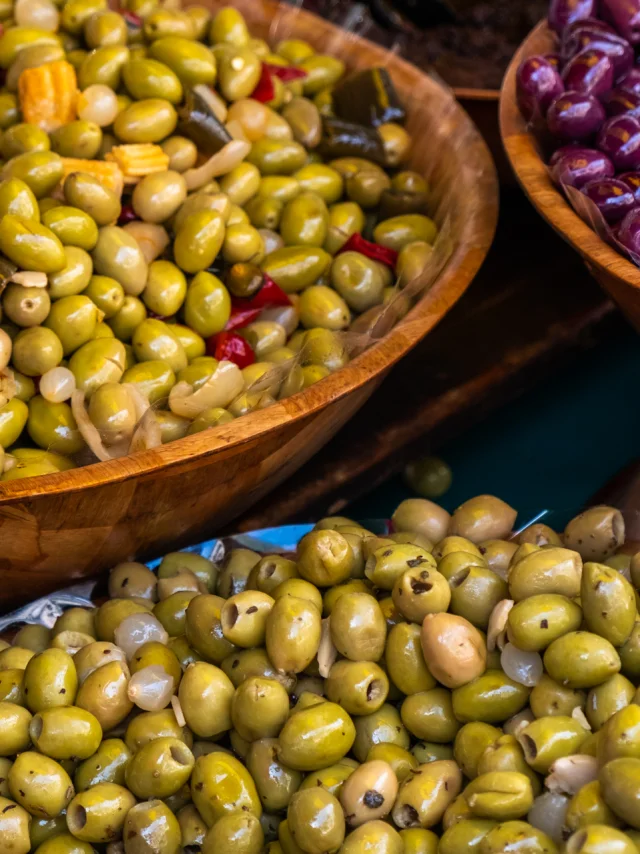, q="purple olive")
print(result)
[545,53,563,69]
[517,56,565,119]
[618,67,640,95]
[618,170,640,201]
[549,0,596,34]
[603,87,640,116]
[561,31,633,80]
[581,177,637,221]
[616,207,640,254]
[562,48,614,98]
[547,90,605,138]
[549,143,590,165]
[601,0,640,44]
[550,146,615,187]
[597,114,640,168]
